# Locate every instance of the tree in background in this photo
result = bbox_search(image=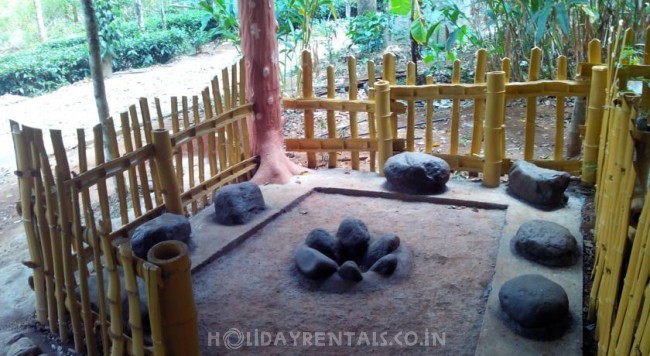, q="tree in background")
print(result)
[33,0,47,41]
[357,0,377,14]
[238,0,306,184]
[134,0,145,32]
